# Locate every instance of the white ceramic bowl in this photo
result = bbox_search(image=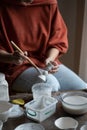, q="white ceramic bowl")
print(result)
[54,117,78,130]
[14,123,45,130]
[61,91,87,115]
[80,125,87,130]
